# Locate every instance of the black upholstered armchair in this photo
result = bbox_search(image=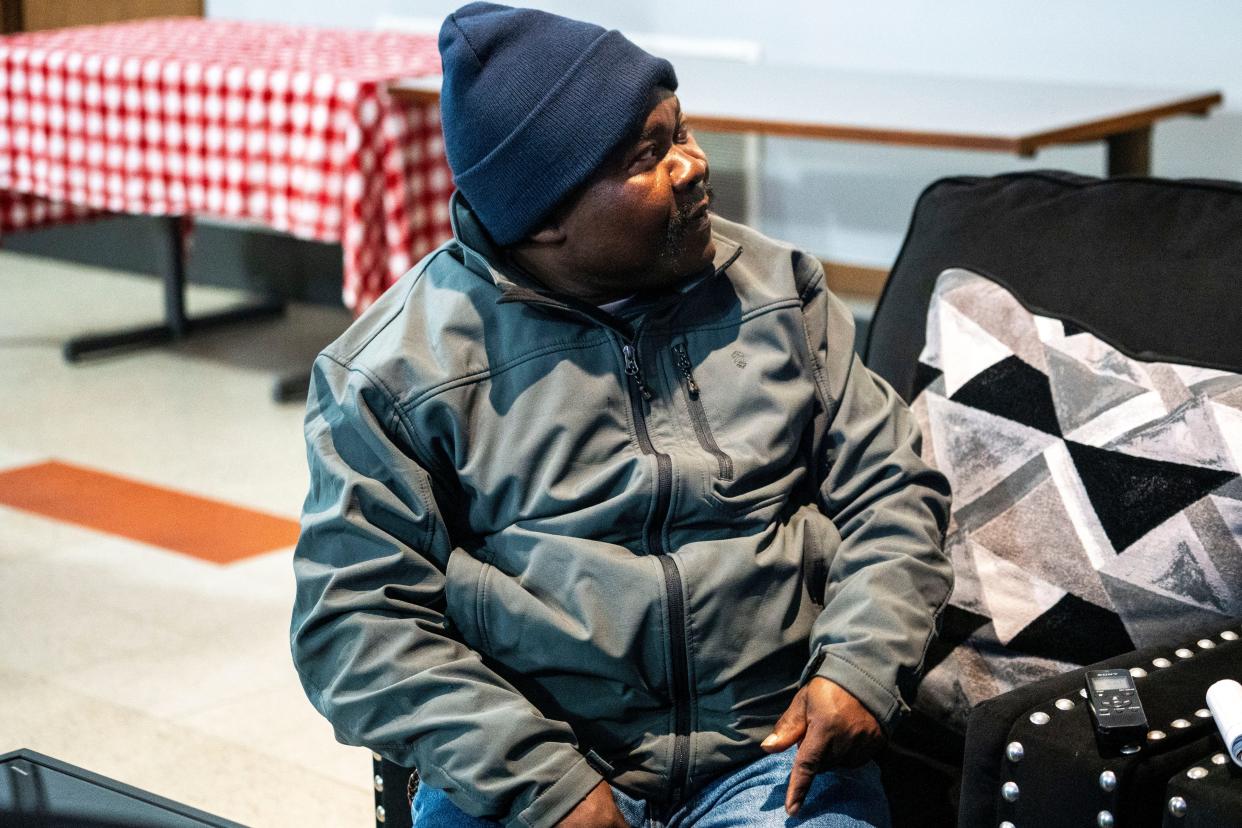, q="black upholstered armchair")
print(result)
[865,171,1242,828]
